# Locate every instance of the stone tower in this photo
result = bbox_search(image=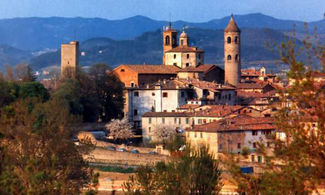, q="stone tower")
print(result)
[162,23,178,65]
[61,41,79,79]
[179,29,188,47]
[224,15,241,86]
